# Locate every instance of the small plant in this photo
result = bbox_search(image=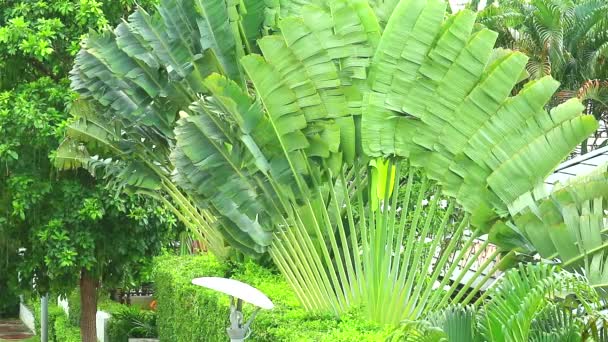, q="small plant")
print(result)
[388,263,605,341]
[108,306,158,340]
